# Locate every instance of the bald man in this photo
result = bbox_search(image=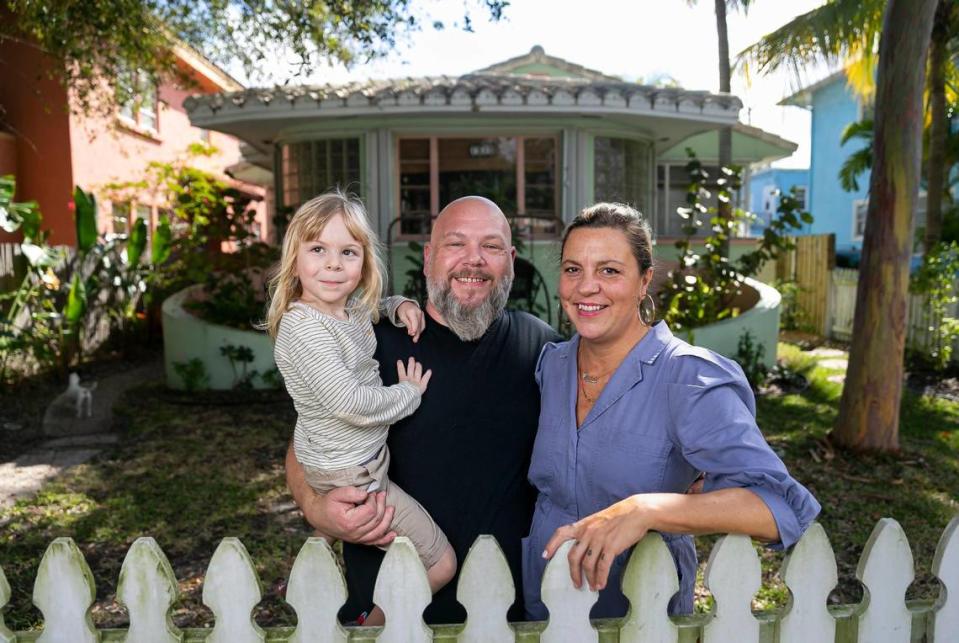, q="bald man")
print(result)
[286,196,560,623]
